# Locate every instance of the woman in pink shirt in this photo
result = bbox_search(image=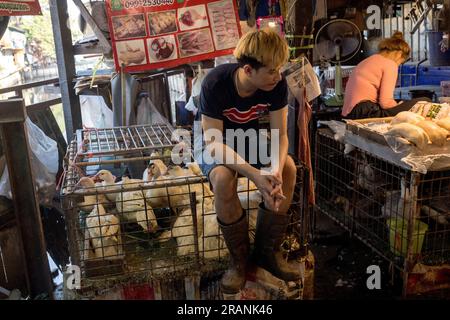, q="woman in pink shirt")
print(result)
[342,32,431,119]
